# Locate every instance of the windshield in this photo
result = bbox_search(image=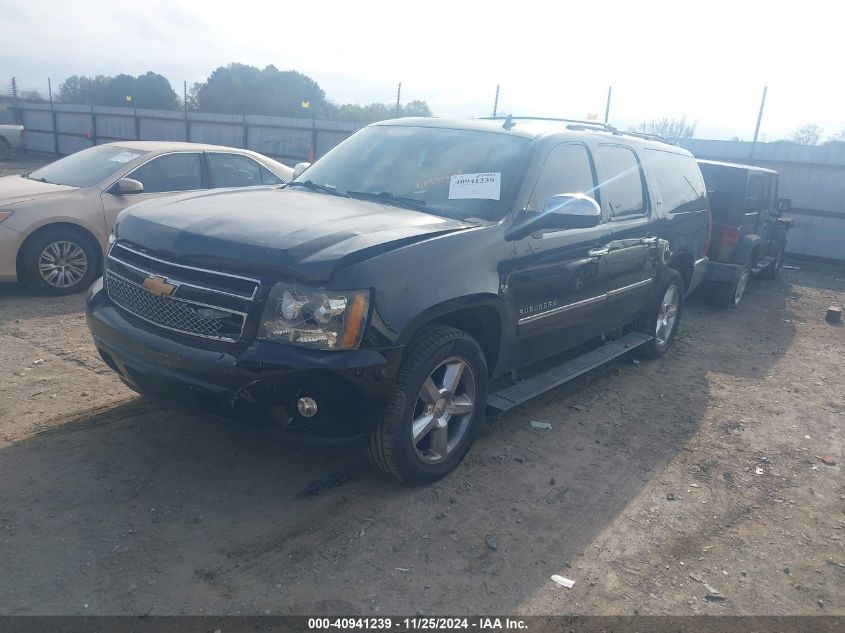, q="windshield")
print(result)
[296,125,532,221]
[28,145,149,188]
